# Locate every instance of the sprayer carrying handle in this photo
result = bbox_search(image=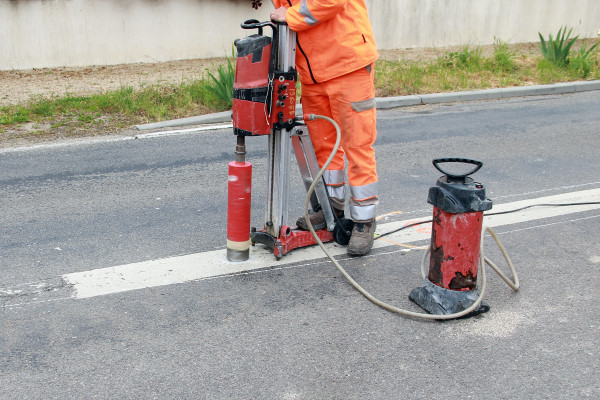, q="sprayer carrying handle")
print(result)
[433,158,483,182]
